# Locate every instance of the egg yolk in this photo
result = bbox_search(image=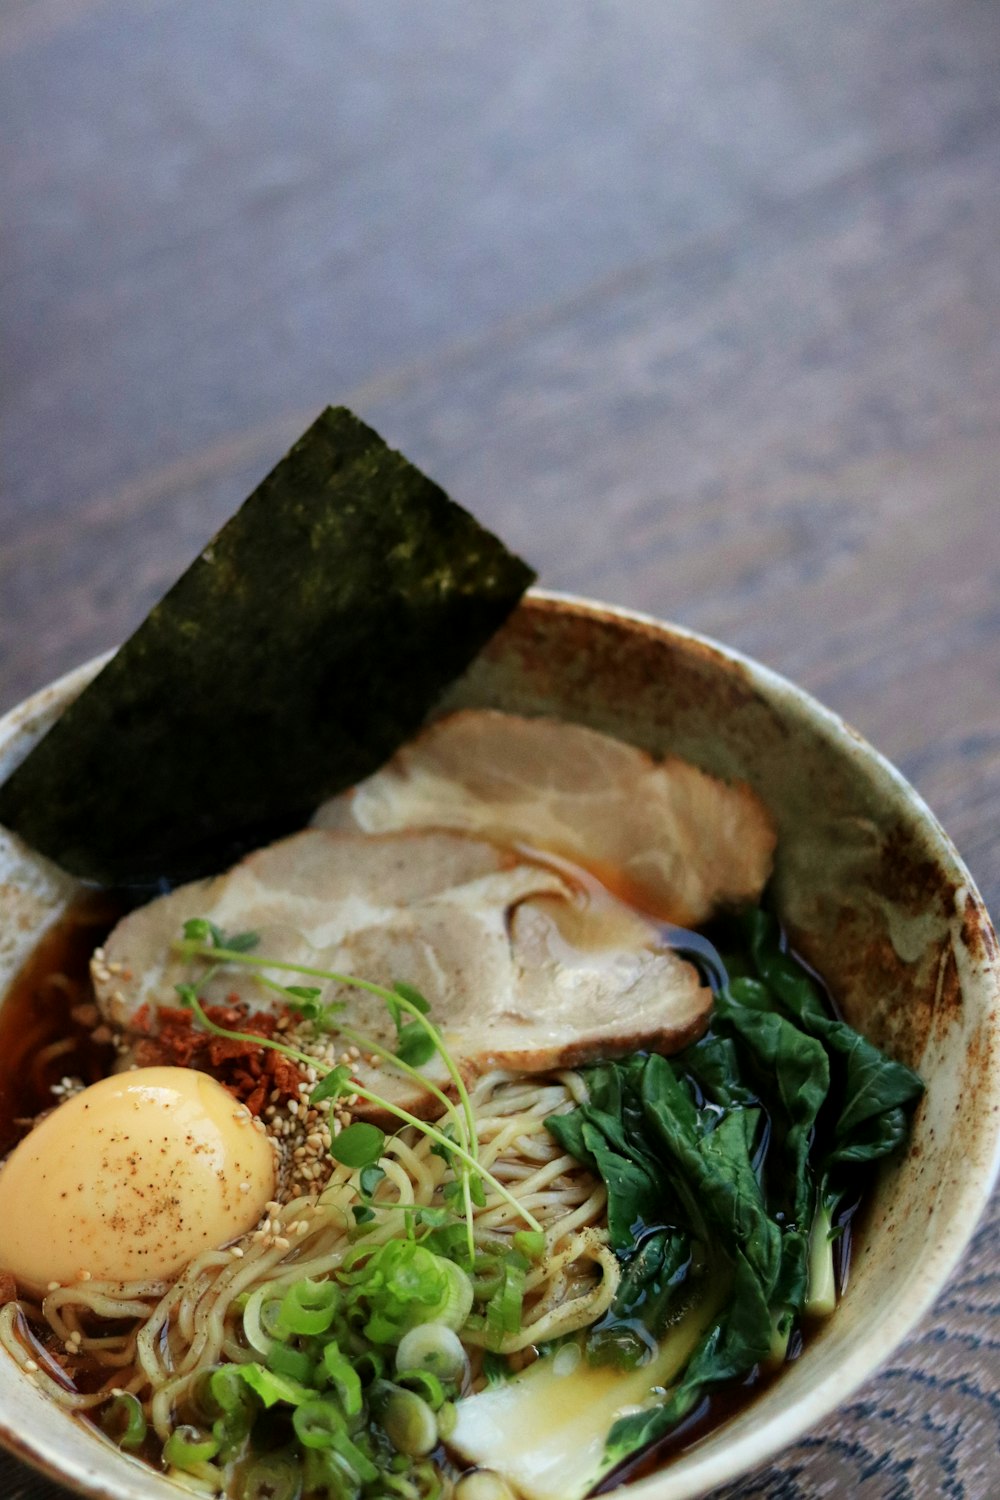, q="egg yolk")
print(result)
[0,1066,276,1291]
